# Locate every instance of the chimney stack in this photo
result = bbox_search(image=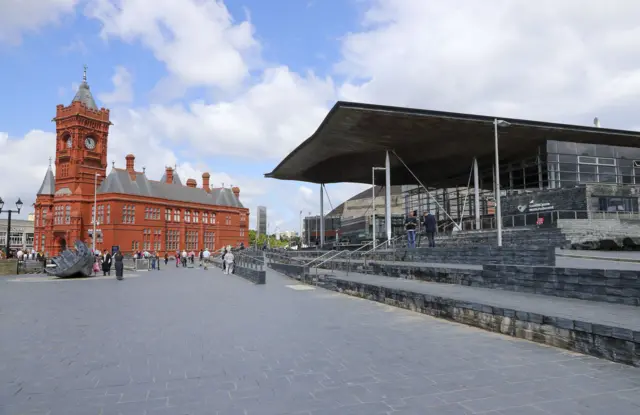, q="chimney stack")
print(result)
[165,166,174,184]
[232,186,240,199]
[186,178,197,188]
[202,172,210,192]
[125,154,135,172]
